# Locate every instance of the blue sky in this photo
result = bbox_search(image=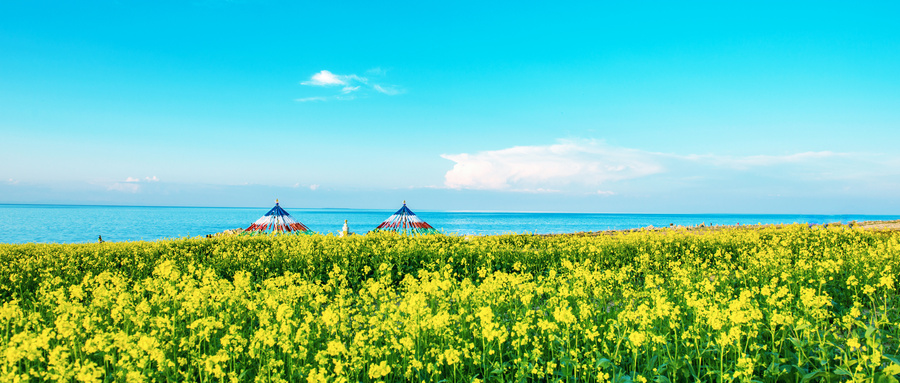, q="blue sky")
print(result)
[1,1,899,213]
